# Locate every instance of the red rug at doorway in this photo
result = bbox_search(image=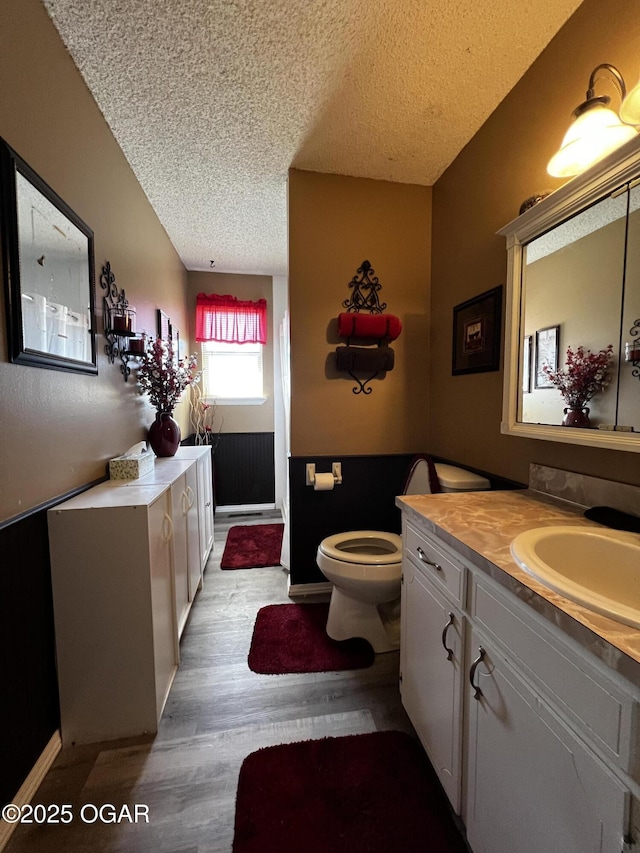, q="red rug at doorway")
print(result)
[247,602,374,674]
[232,730,467,853]
[220,523,284,569]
